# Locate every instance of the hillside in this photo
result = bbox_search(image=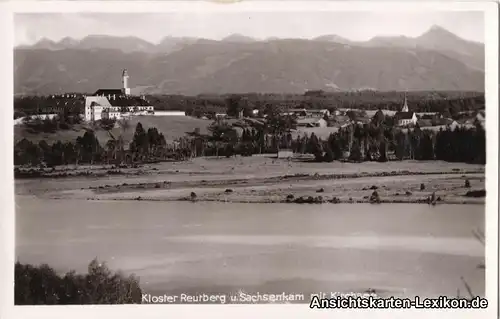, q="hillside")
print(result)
[14,116,213,145]
[14,25,485,95]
